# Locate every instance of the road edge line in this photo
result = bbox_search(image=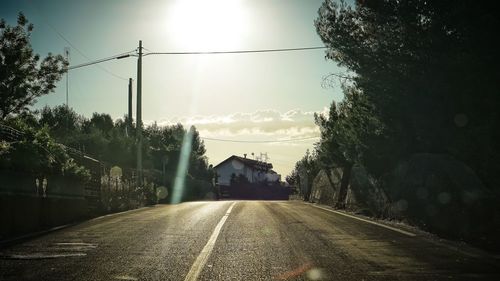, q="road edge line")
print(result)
[184,202,237,281]
[309,203,417,237]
